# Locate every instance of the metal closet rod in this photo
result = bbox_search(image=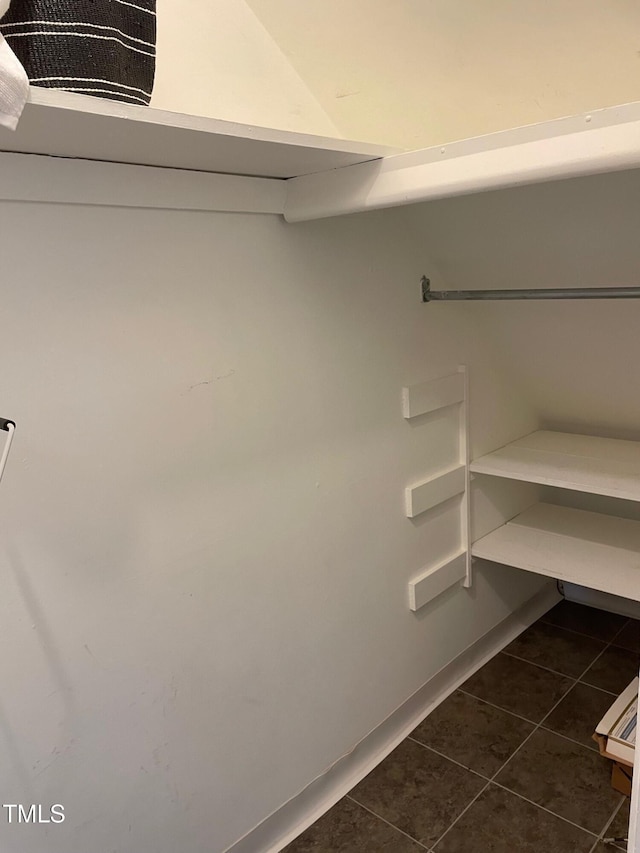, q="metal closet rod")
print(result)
[421,277,640,303]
